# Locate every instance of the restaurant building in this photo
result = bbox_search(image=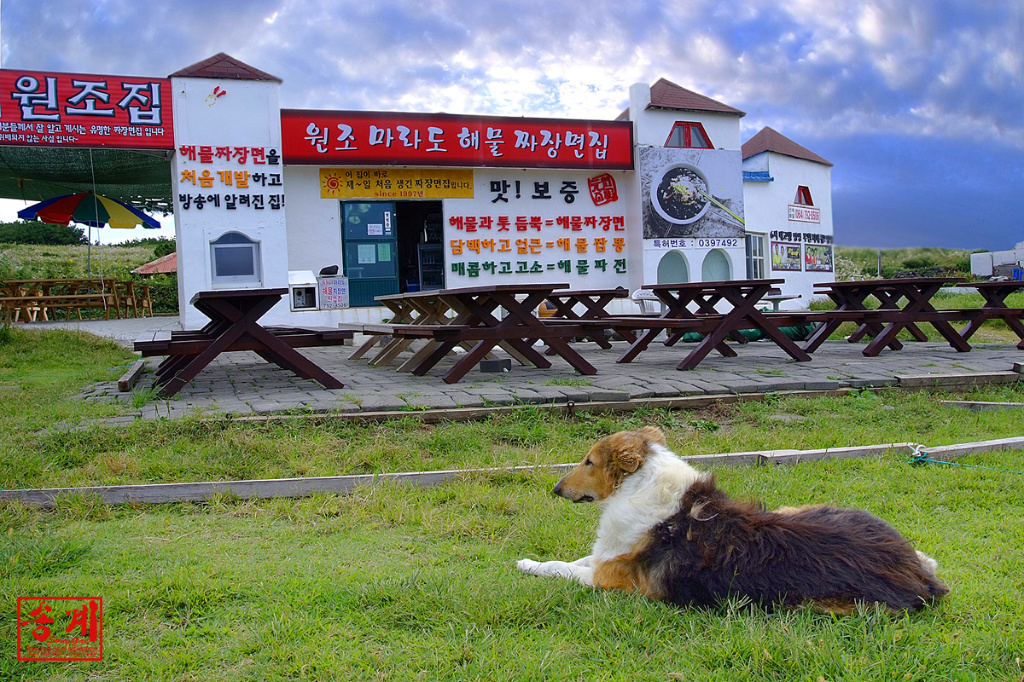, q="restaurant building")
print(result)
[0,54,834,330]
